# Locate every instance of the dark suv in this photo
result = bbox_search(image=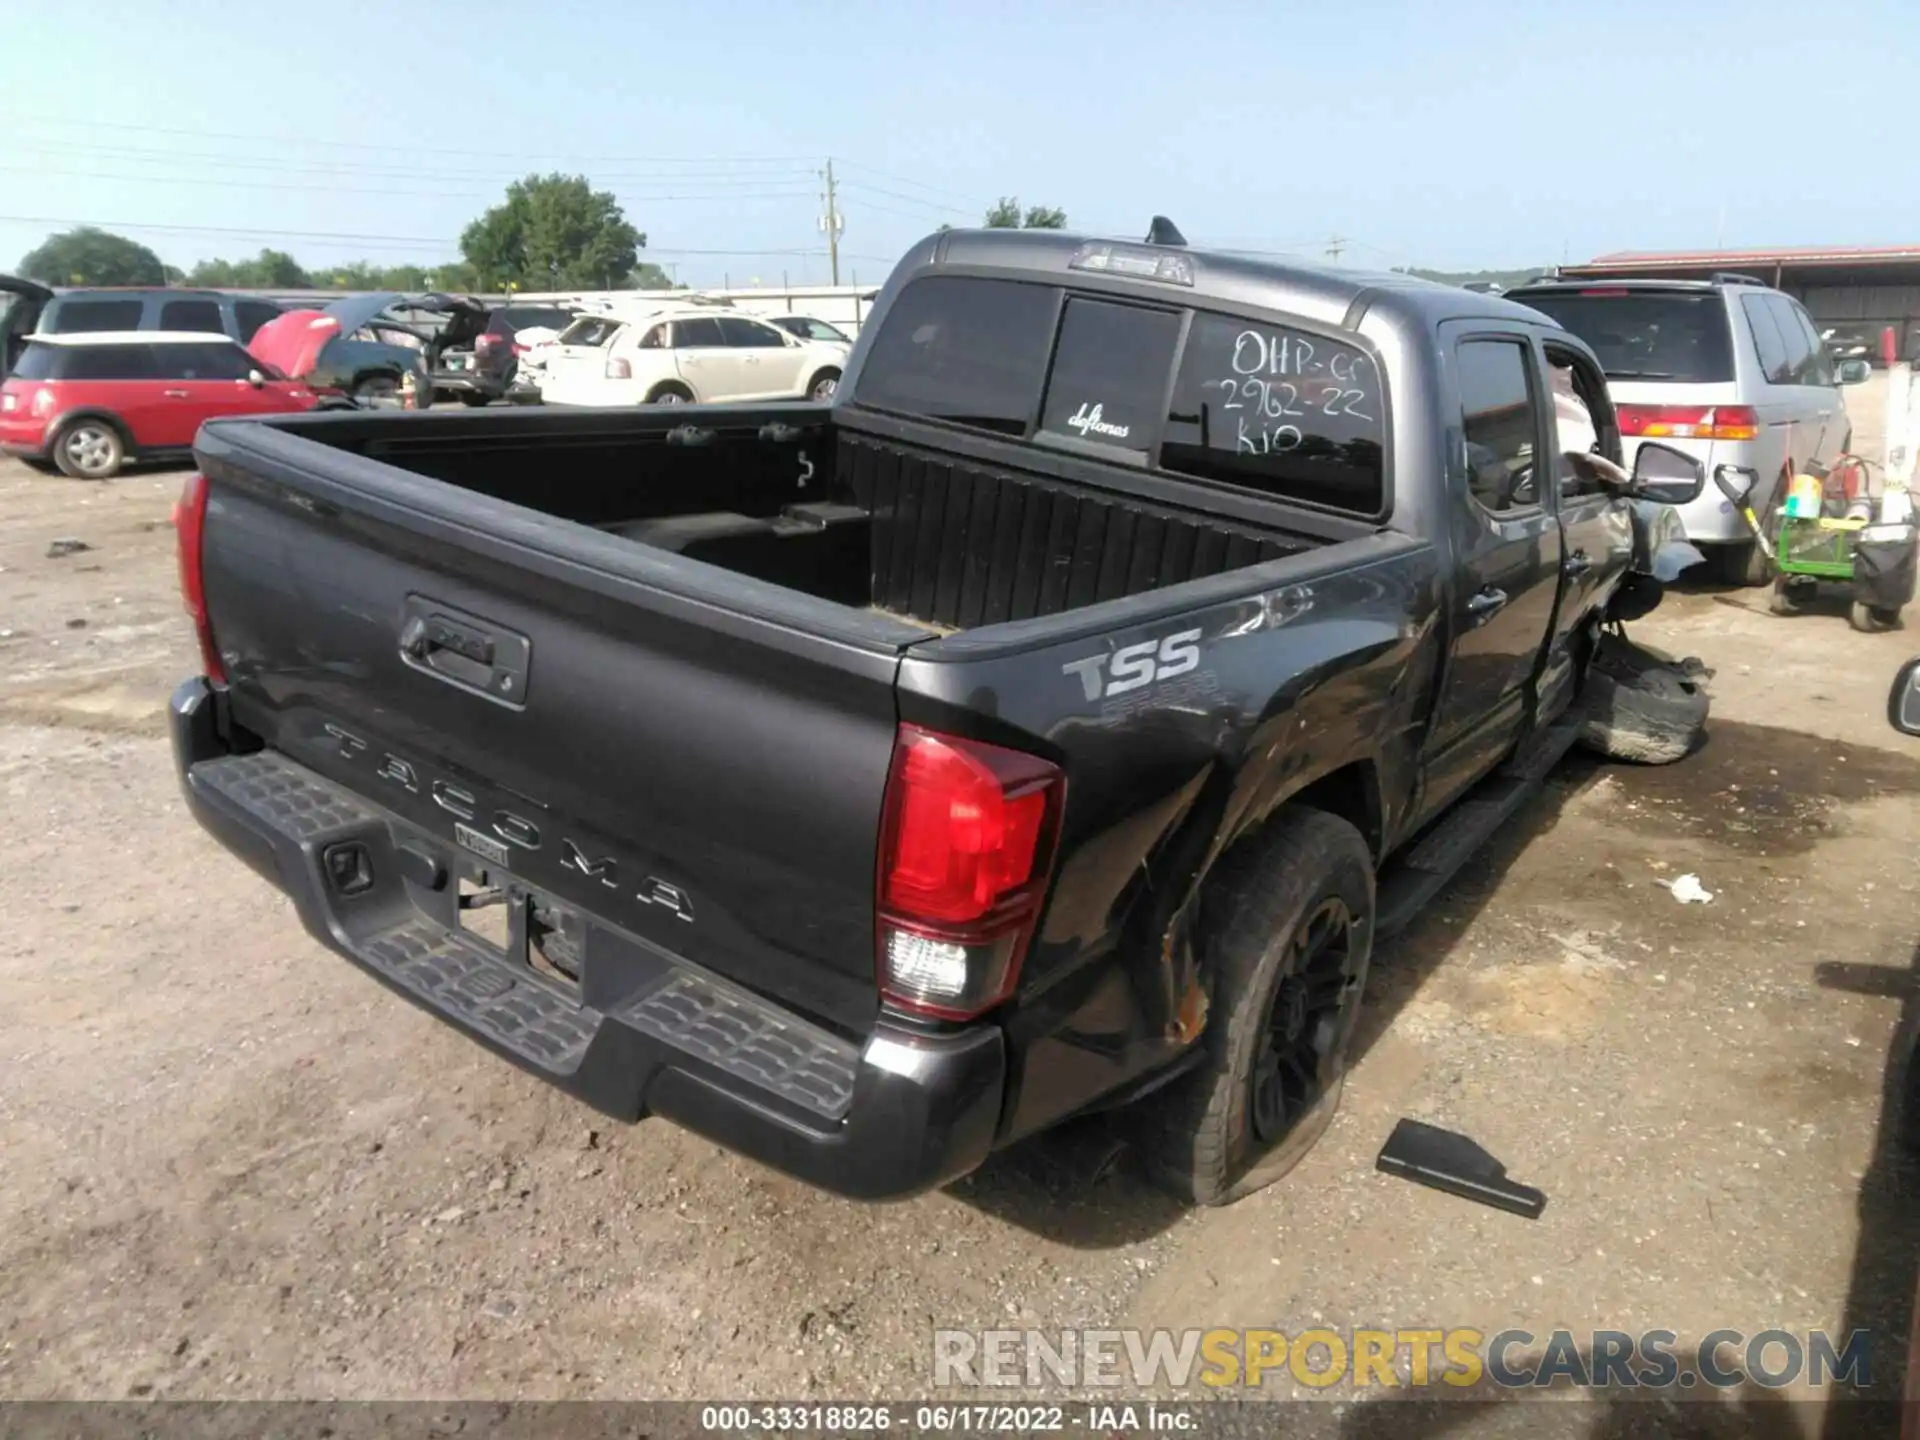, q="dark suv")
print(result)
[441,303,578,405]
[2,277,286,381]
